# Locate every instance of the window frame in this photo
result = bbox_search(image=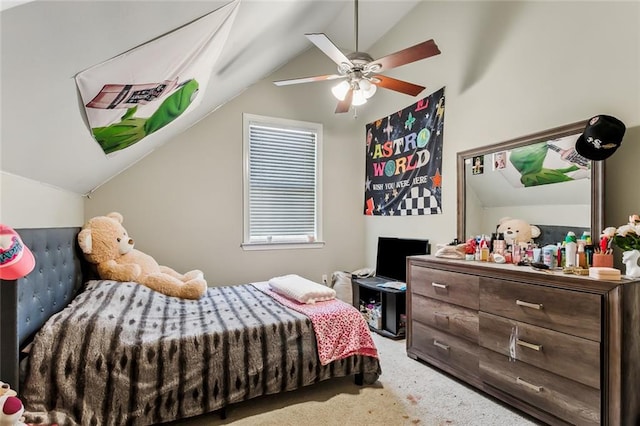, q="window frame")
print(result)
[242,113,324,251]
